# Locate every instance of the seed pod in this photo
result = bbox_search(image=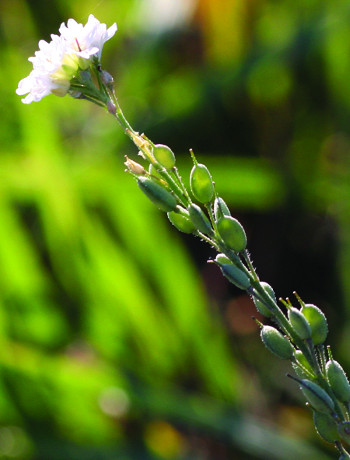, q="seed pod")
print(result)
[190,163,214,203]
[153,144,176,169]
[214,197,231,220]
[326,360,350,403]
[313,411,339,443]
[253,282,276,318]
[288,307,312,340]
[167,210,195,234]
[293,350,314,378]
[137,177,177,212]
[339,454,350,460]
[188,204,213,236]
[215,253,231,265]
[261,326,294,360]
[301,304,328,345]
[292,362,309,380]
[338,422,350,444]
[216,216,247,252]
[219,264,251,290]
[298,379,334,414]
